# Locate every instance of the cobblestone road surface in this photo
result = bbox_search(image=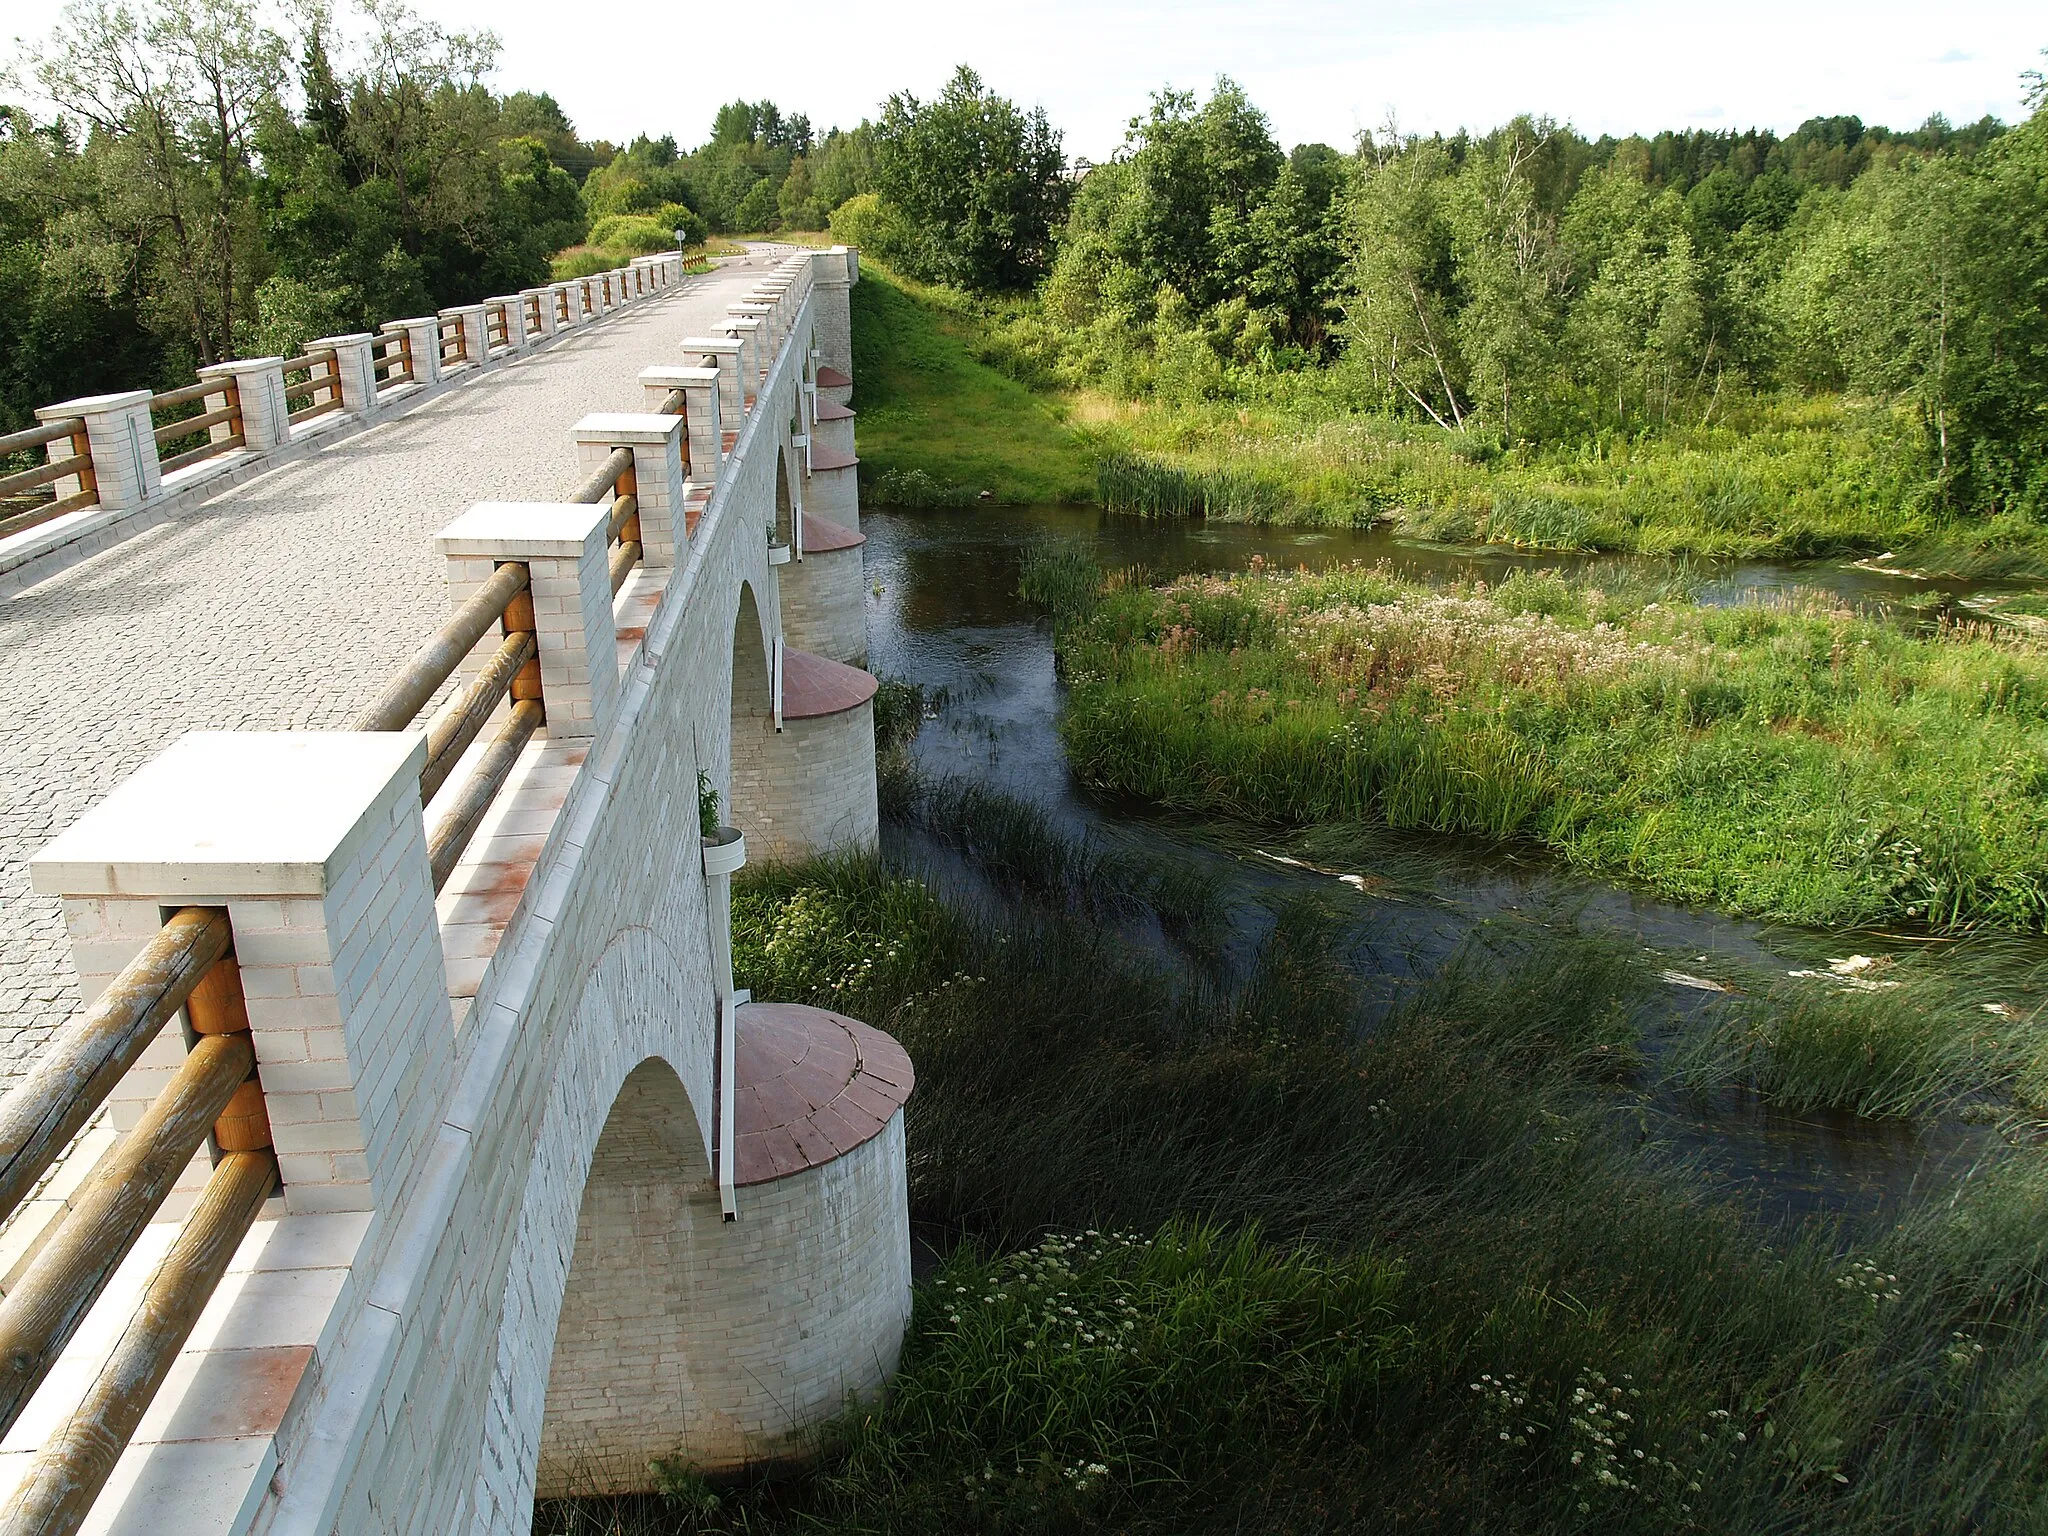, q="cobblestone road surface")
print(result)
[0,253,790,1082]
